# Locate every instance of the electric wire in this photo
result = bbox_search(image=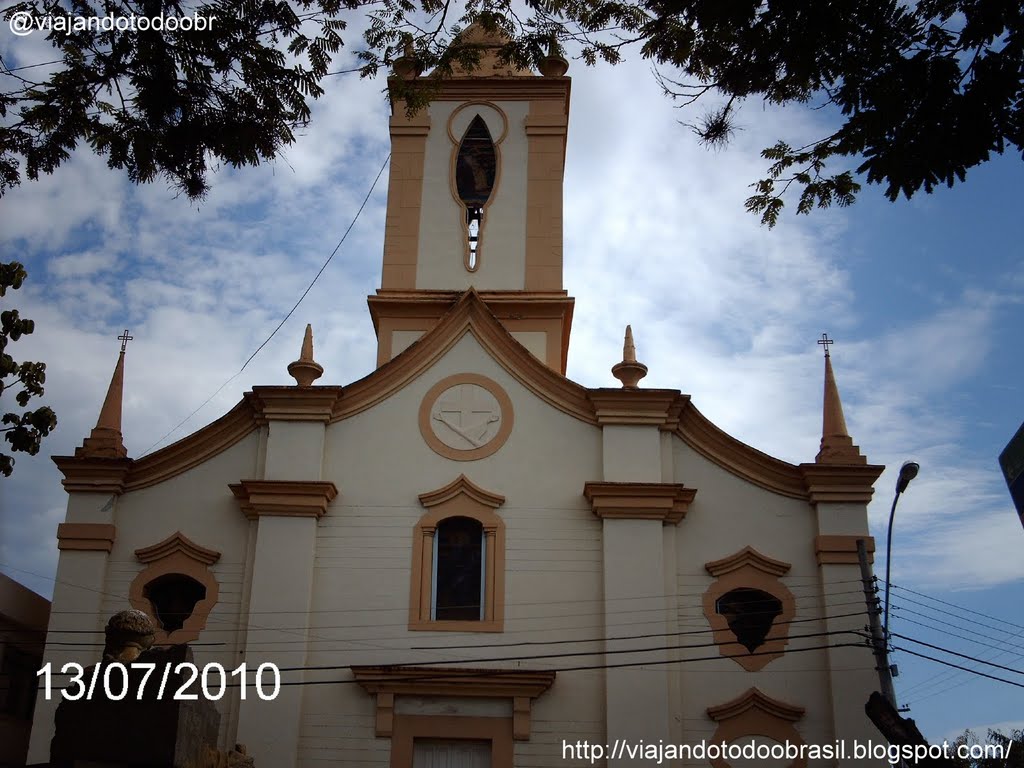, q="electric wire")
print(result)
[136,152,390,457]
